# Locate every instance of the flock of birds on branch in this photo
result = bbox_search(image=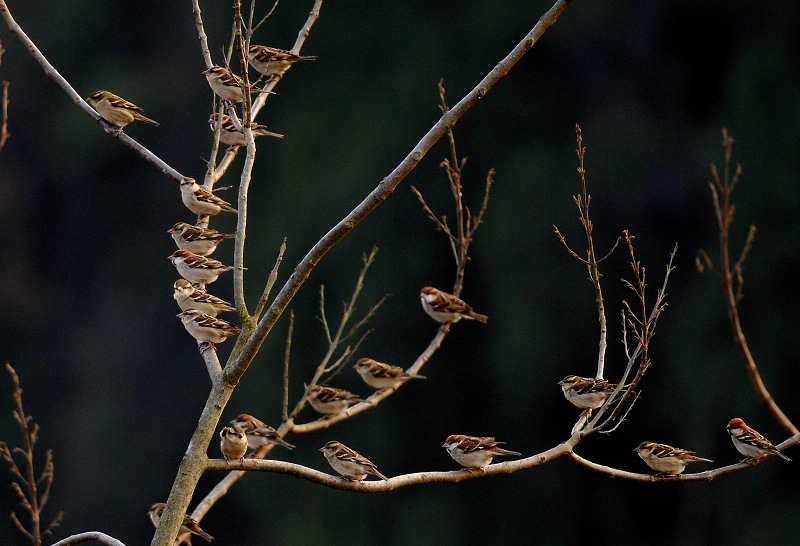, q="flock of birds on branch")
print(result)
[81,42,793,544]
